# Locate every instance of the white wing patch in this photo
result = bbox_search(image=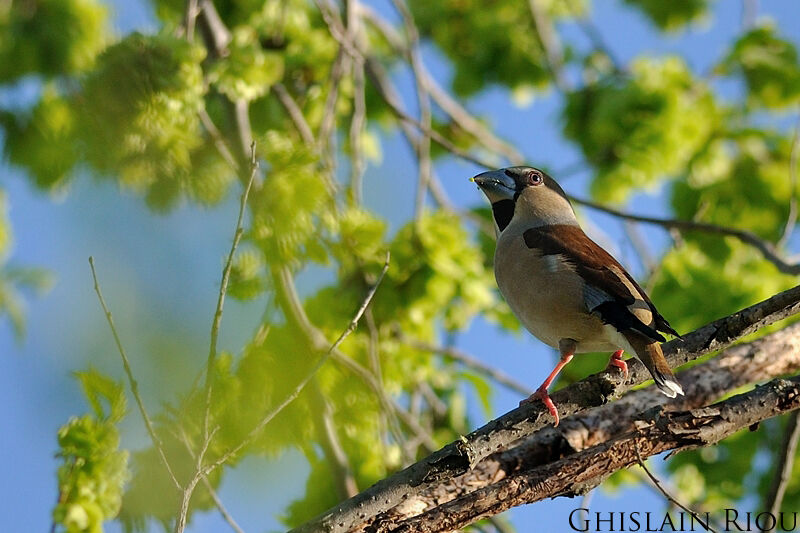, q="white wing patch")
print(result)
[584,284,612,311]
